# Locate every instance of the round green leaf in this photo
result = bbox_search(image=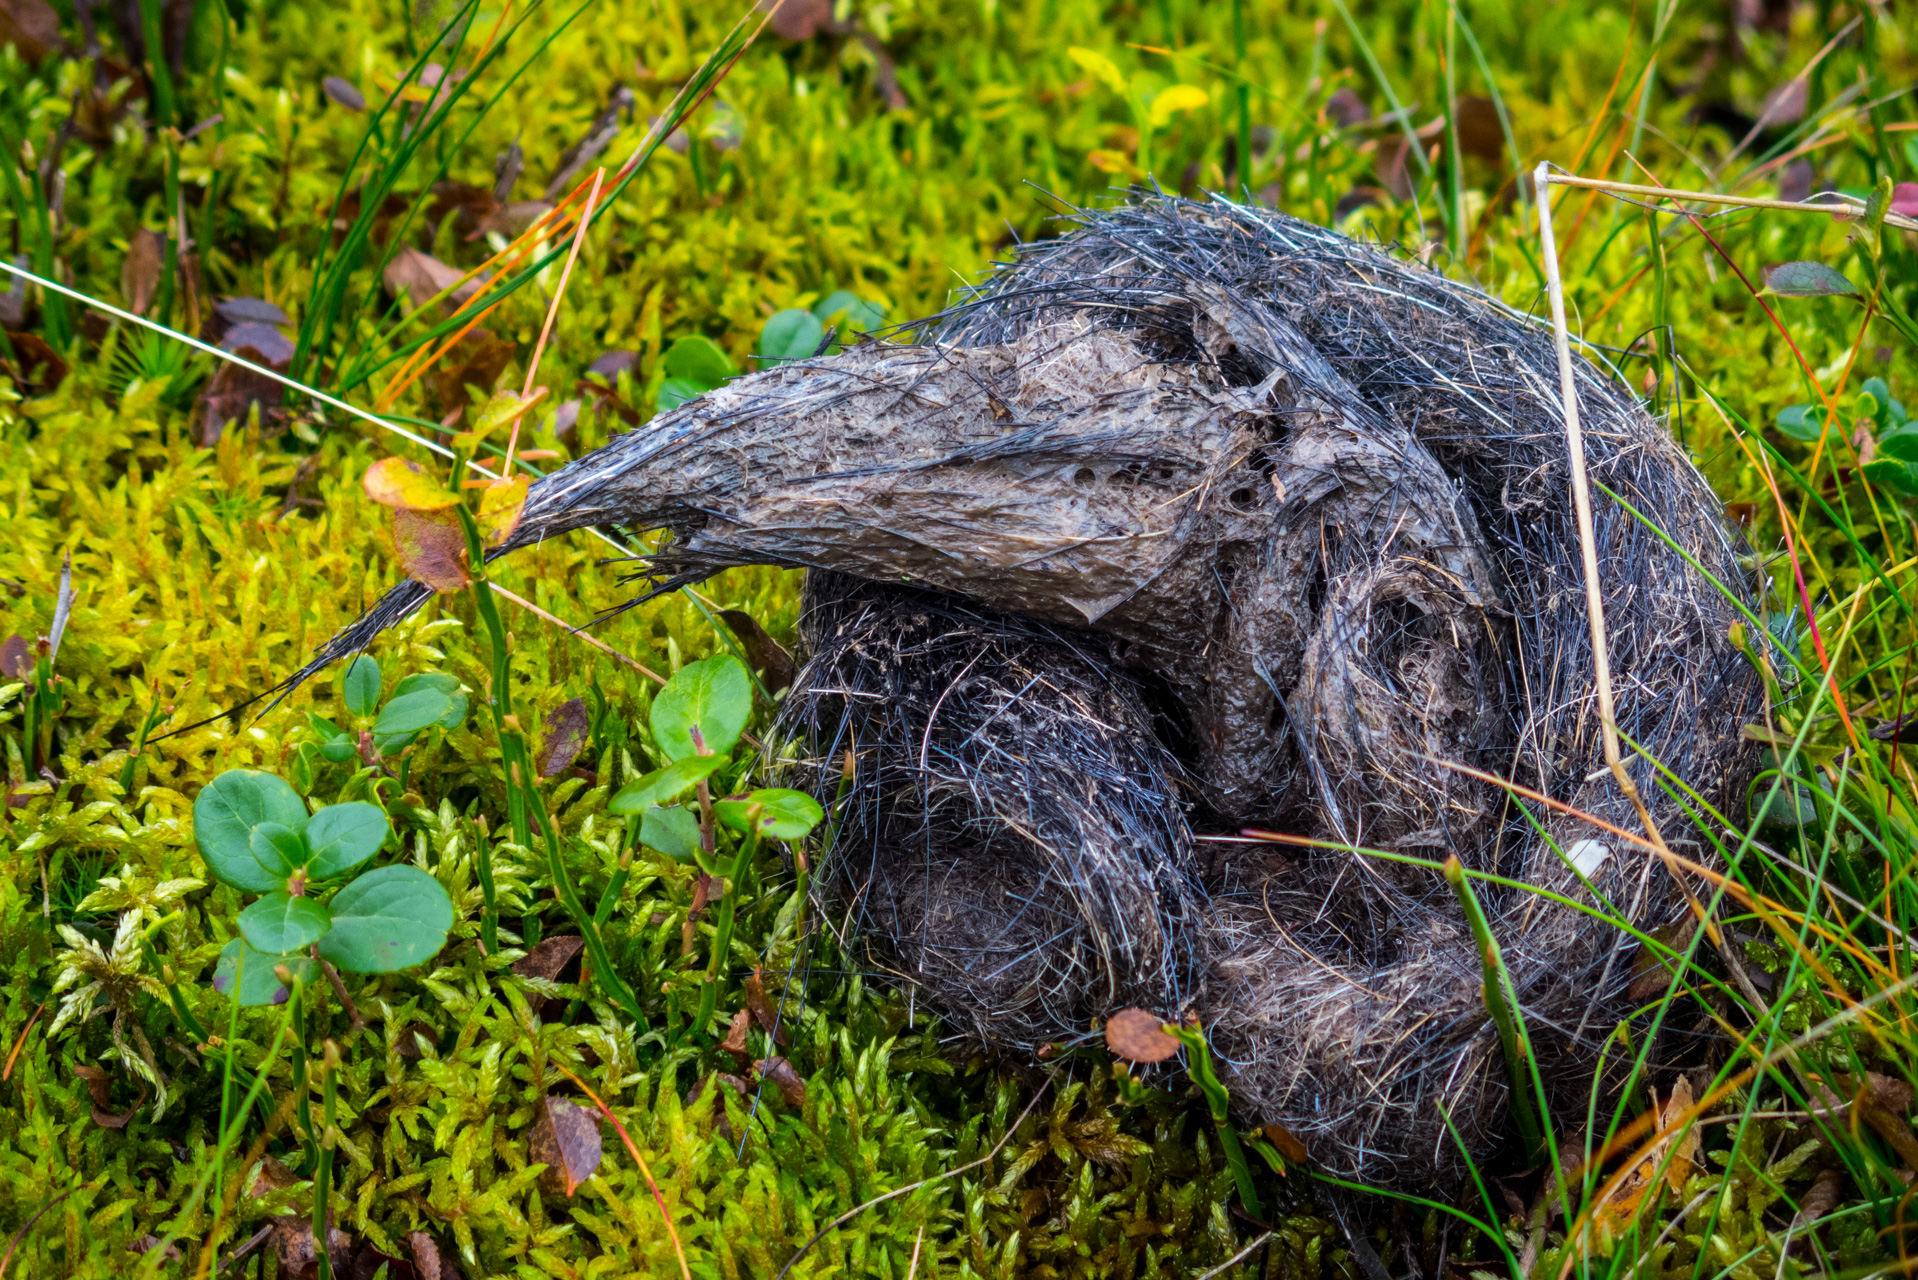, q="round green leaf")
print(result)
[238,891,332,954]
[1863,457,1918,495]
[1774,405,1823,443]
[391,672,467,727]
[715,788,825,839]
[317,865,455,974]
[650,654,751,762]
[343,654,382,720]
[662,334,736,388]
[1760,260,1858,298]
[375,689,453,737]
[1879,426,1918,464]
[609,754,730,814]
[812,290,884,331]
[757,308,824,365]
[194,770,311,893]
[304,802,391,879]
[213,938,318,1007]
[640,805,703,862]
[320,735,358,764]
[248,822,308,879]
[655,377,708,413]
